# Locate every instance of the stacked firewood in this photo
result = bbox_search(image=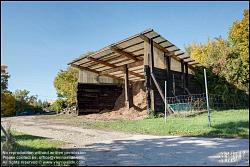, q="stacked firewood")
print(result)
[60,106,77,115]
